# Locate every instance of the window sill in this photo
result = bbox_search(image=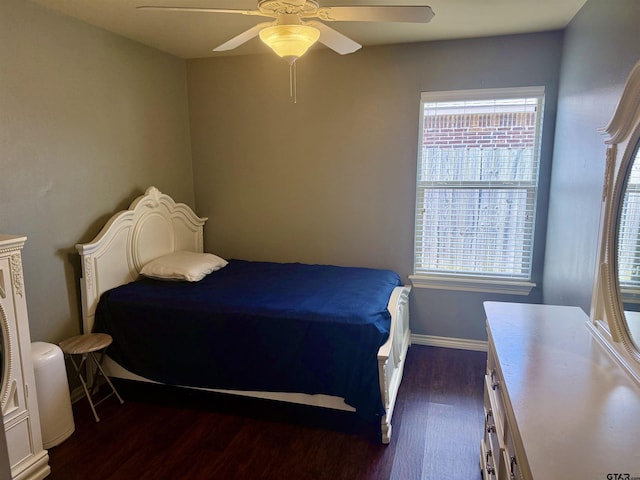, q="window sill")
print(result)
[409,274,536,295]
